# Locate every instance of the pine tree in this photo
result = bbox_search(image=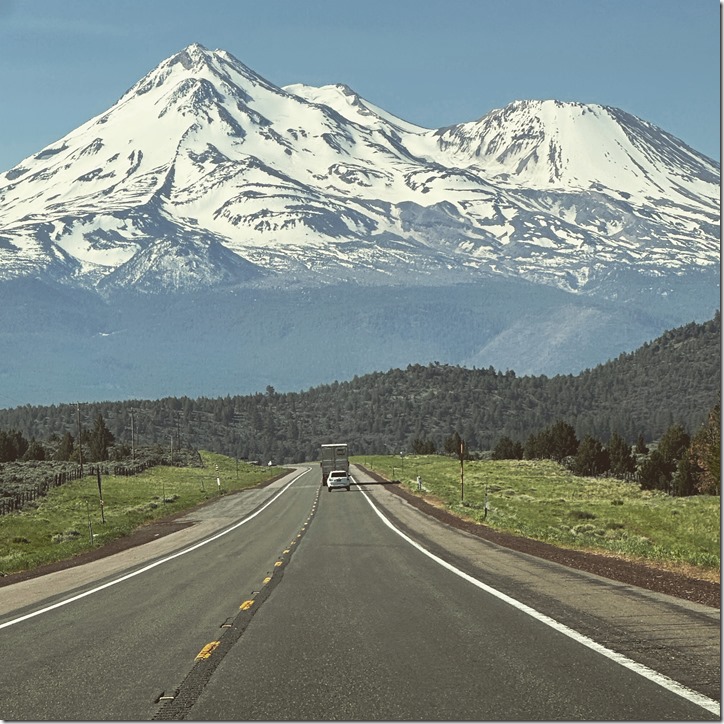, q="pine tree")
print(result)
[607,432,636,476]
[672,454,699,497]
[547,420,579,461]
[658,424,691,467]
[492,436,524,460]
[523,421,578,461]
[88,414,115,462]
[638,450,671,491]
[571,436,609,476]
[22,438,46,461]
[691,404,720,495]
[444,431,462,456]
[411,438,436,455]
[55,432,75,461]
[0,429,28,462]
